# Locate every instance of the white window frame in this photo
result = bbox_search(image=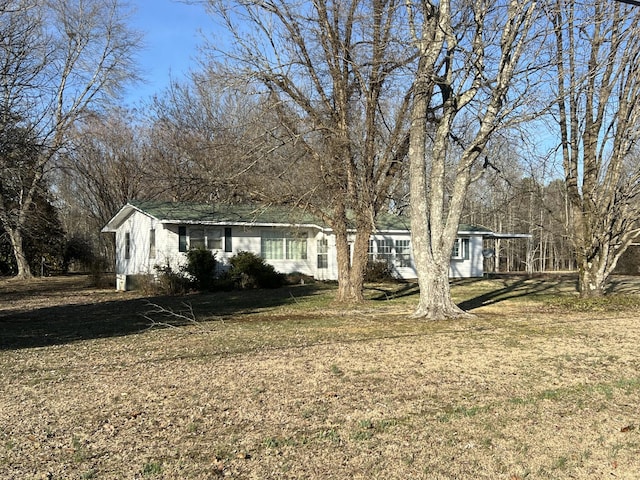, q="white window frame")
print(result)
[395,239,411,267]
[262,230,308,260]
[368,239,376,262]
[286,233,308,260]
[149,229,156,259]
[206,228,223,250]
[376,238,393,264]
[188,227,223,250]
[317,238,328,269]
[452,237,470,260]
[189,228,206,249]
